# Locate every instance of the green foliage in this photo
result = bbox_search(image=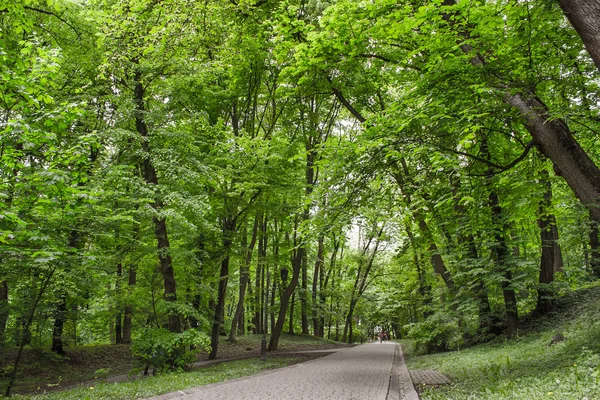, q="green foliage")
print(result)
[131,328,210,372]
[406,288,600,399]
[406,311,465,353]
